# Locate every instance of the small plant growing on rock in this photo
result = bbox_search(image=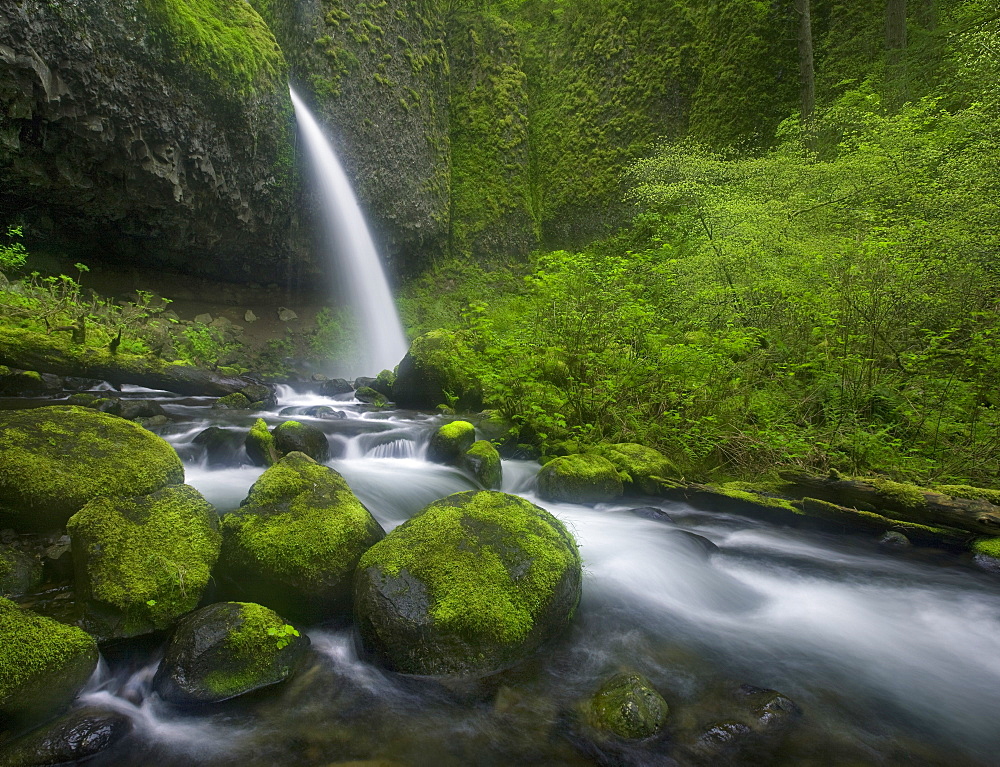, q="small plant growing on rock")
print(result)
[267,624,300,650]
